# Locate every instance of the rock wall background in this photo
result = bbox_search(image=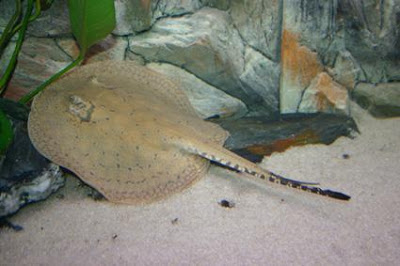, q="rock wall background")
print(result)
[1,0,399,118]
